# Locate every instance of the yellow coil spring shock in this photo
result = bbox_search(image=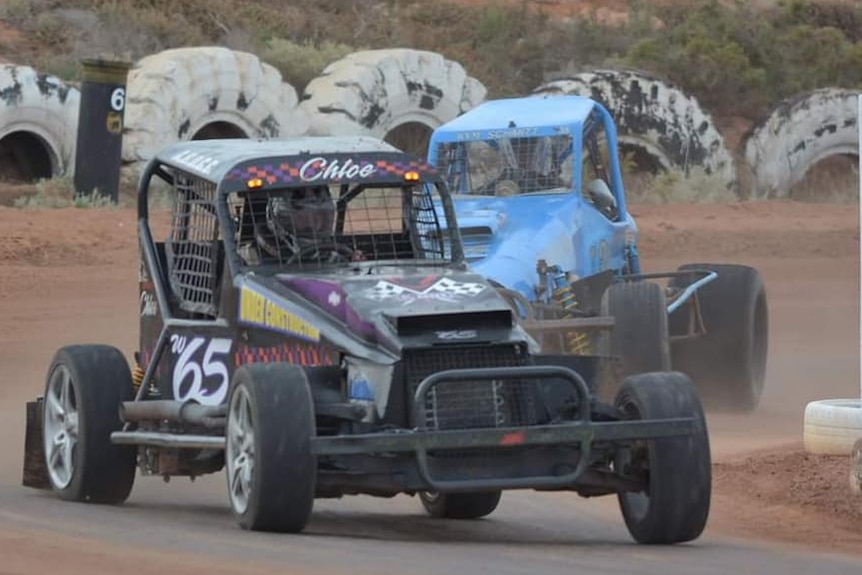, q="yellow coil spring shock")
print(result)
[552,283,592,355]
[132,363,145,391]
